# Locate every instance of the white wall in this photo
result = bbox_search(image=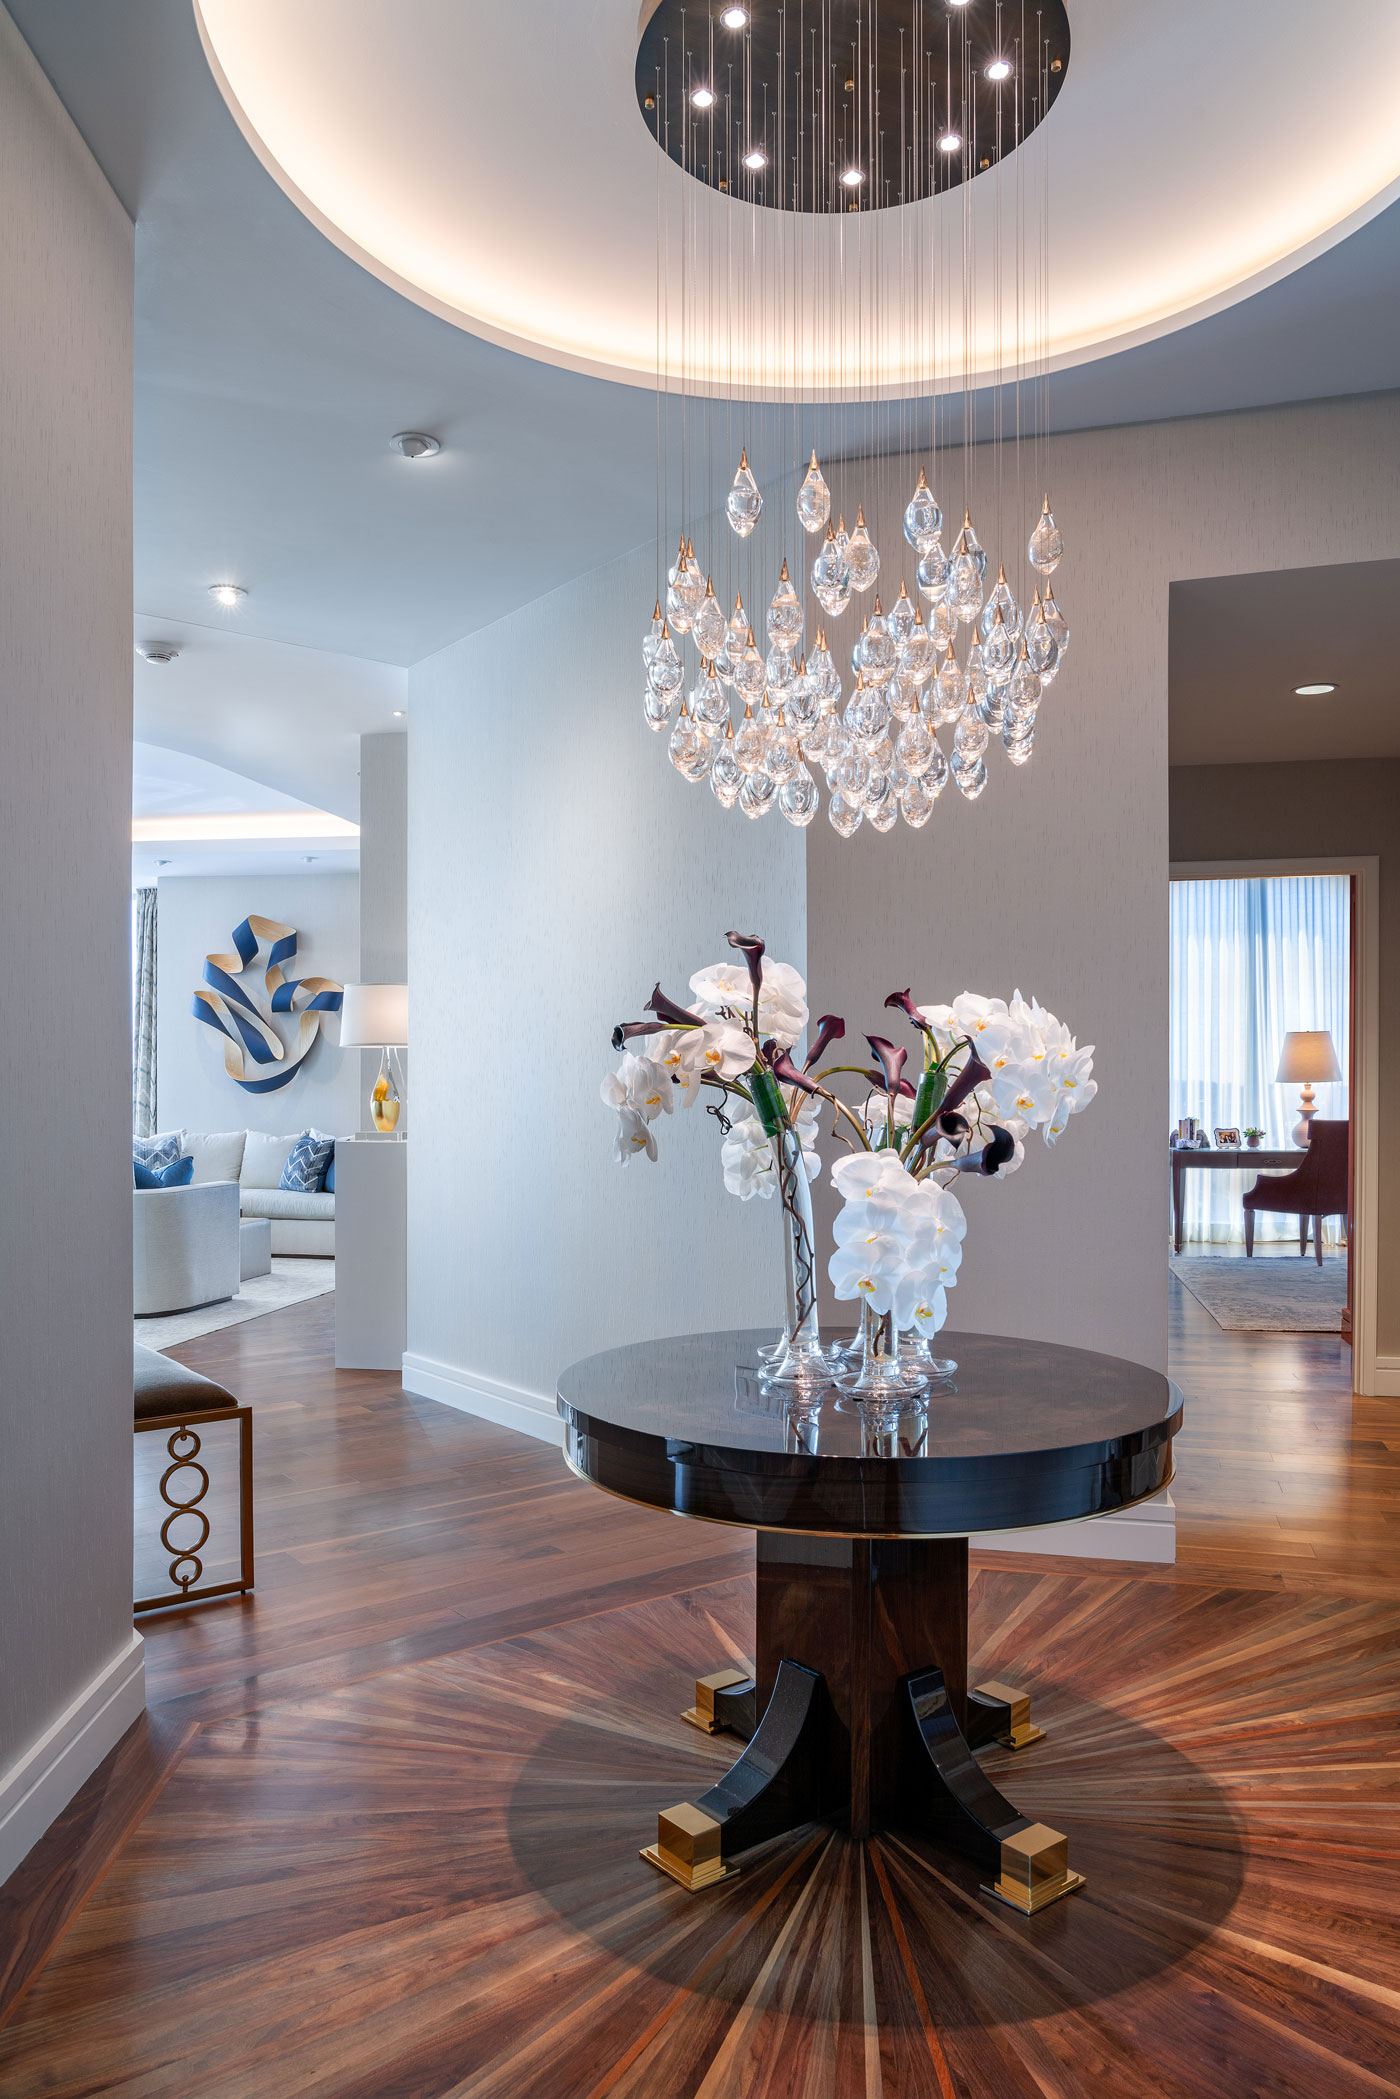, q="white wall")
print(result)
[0,4,143,1883]
[808,393,1400,1373]
[405,539,806,1436]
[156,871,361,1138]
[357,730,408,1131]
